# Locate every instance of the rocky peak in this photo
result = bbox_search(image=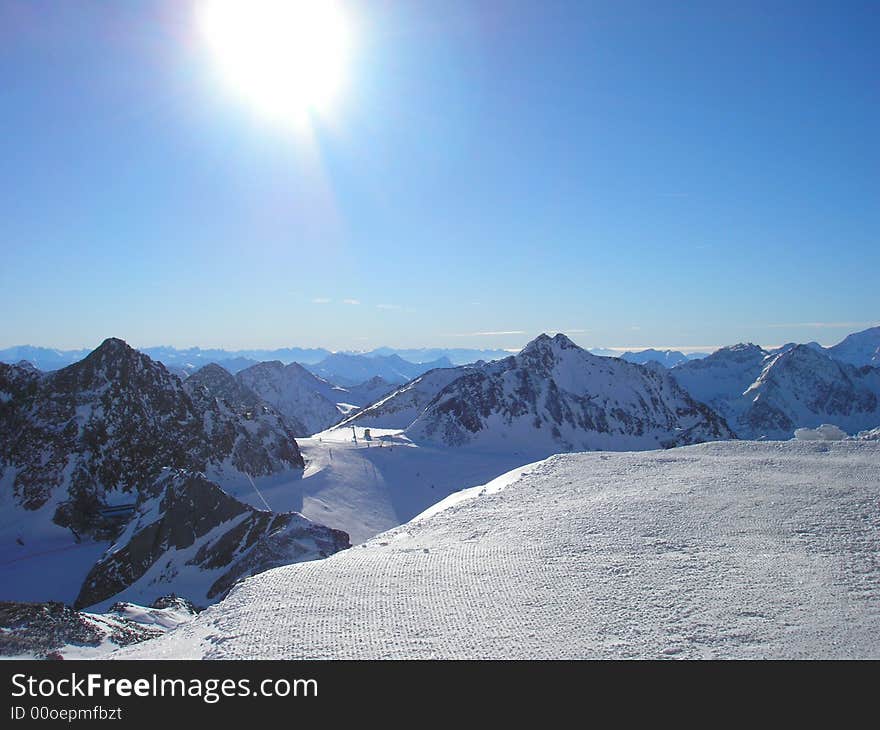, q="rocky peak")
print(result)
[516,333,583,375]
[184,363,260,411]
